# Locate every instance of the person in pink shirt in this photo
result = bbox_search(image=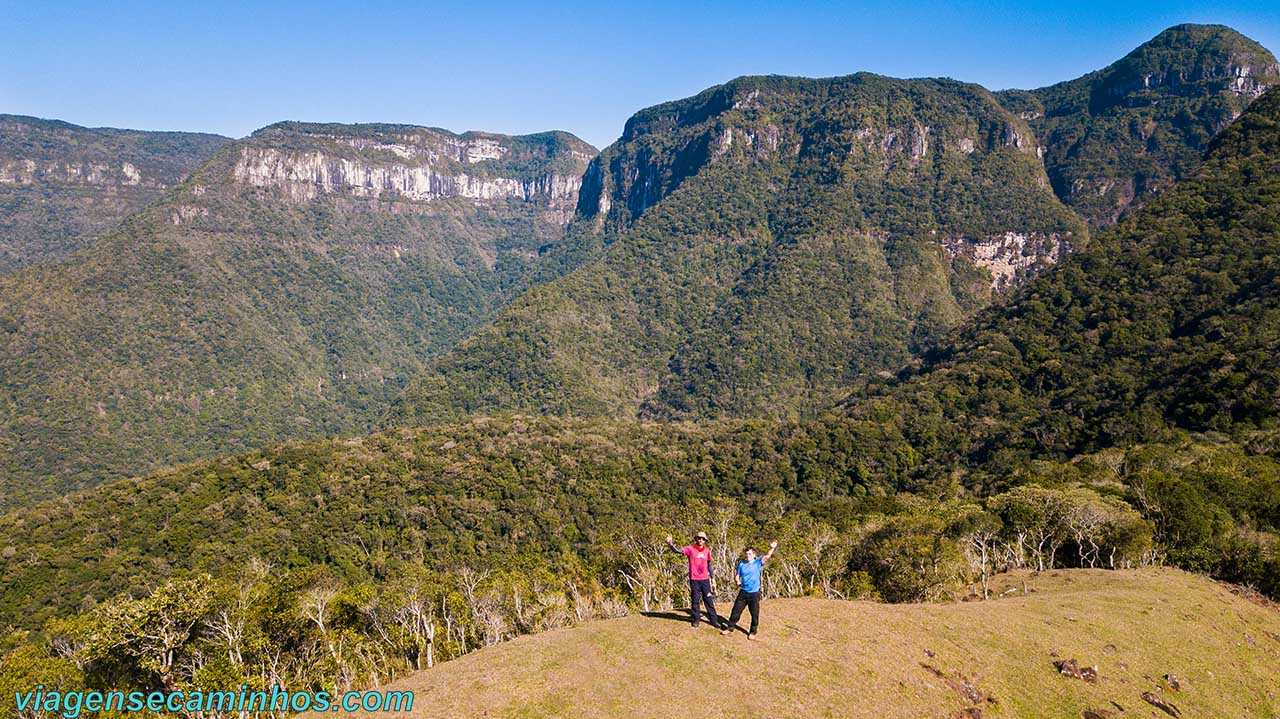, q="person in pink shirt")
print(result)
[665,531,724,629]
